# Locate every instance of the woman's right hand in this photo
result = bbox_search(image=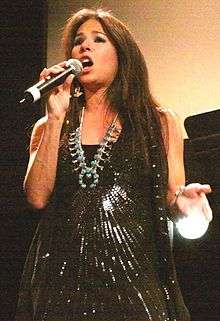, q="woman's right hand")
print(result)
[39,61,74,122]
